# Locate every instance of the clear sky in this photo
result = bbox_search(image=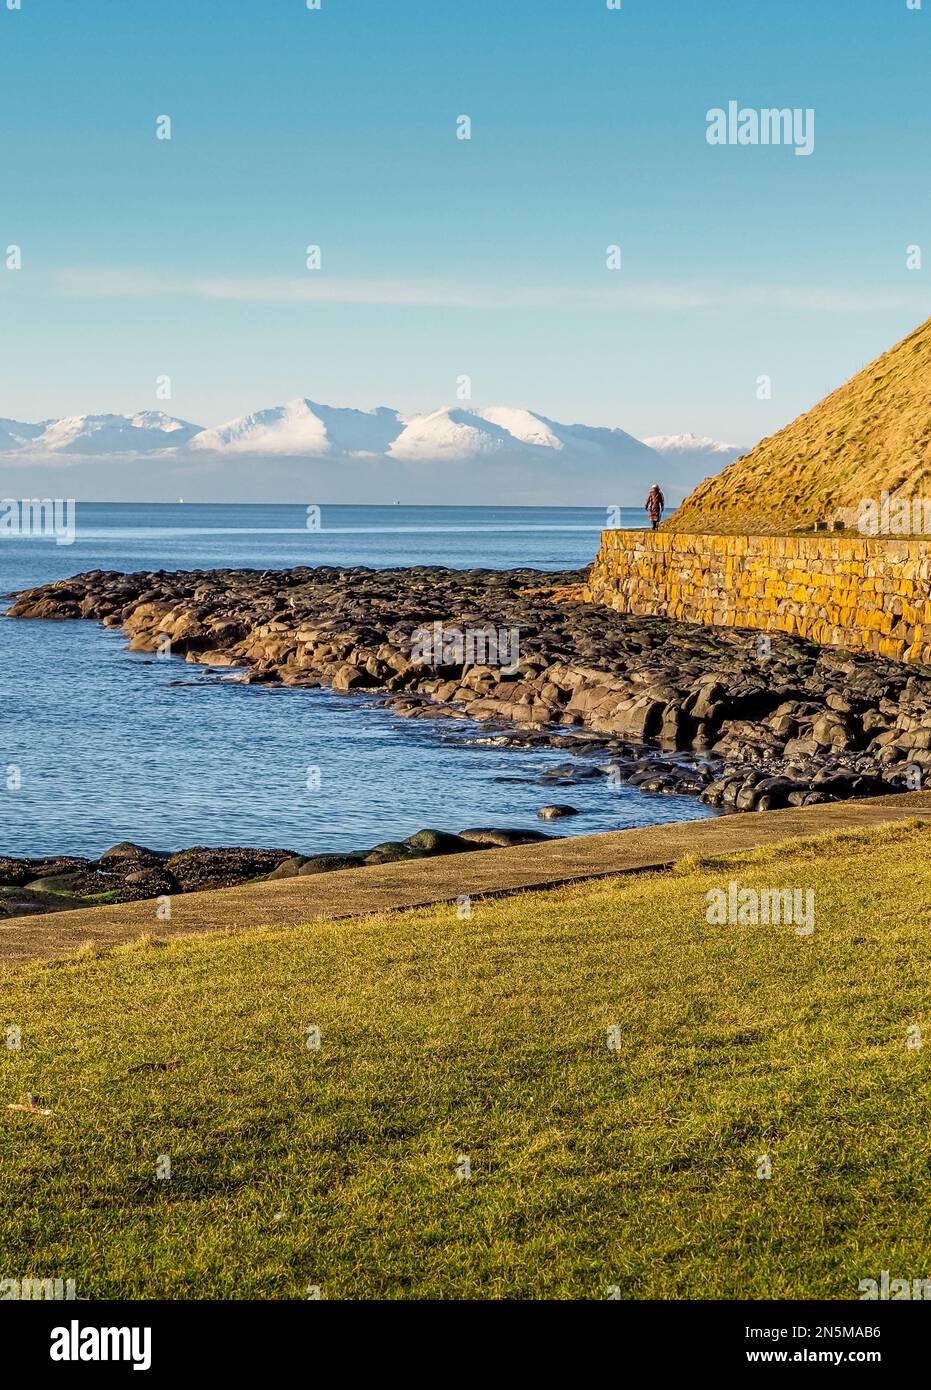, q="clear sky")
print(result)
[1,0,929,444]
